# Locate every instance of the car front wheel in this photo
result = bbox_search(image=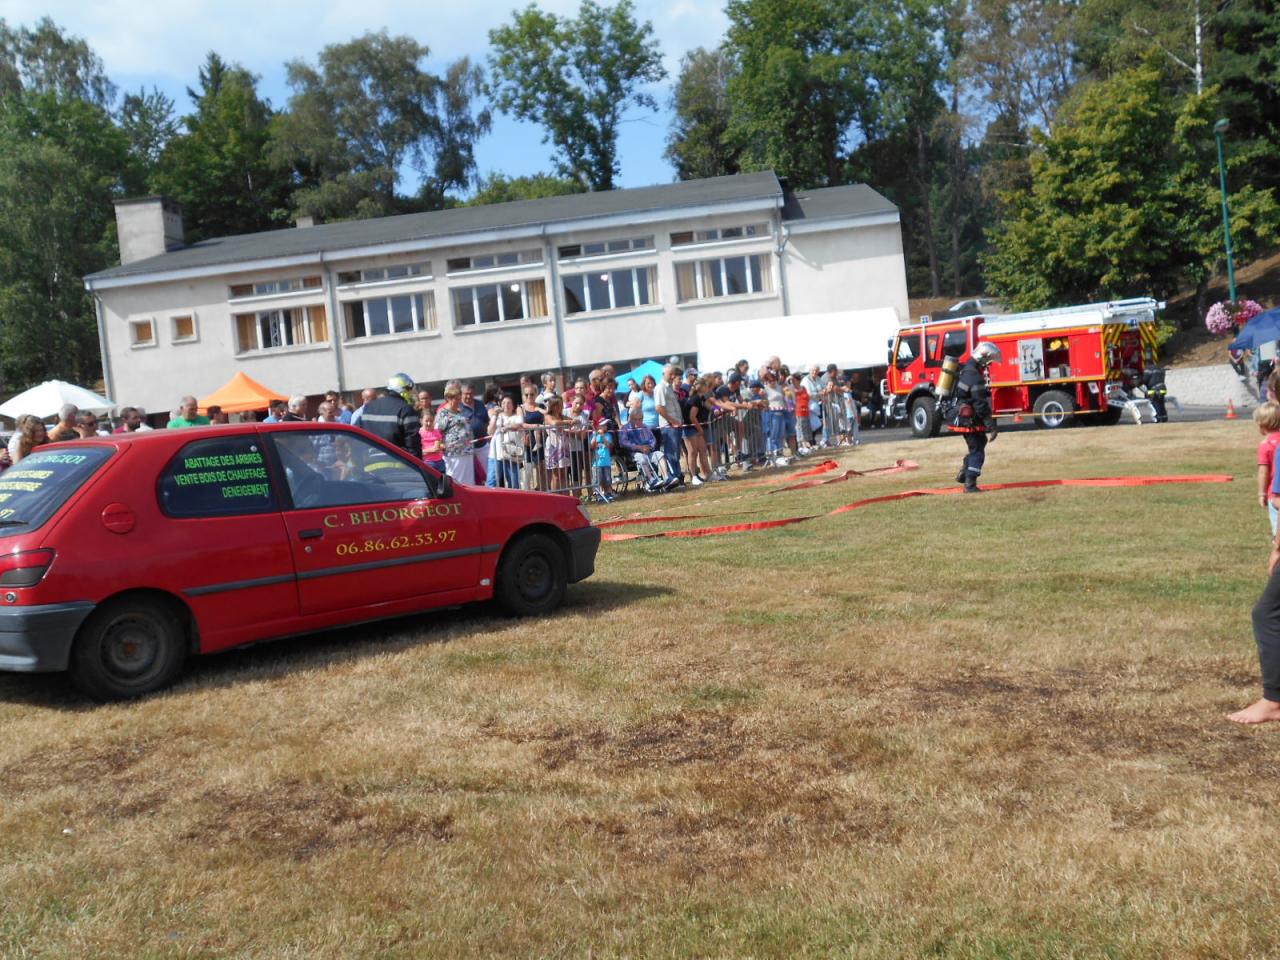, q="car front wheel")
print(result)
[69,597,187,701]
[495,533,567,617]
